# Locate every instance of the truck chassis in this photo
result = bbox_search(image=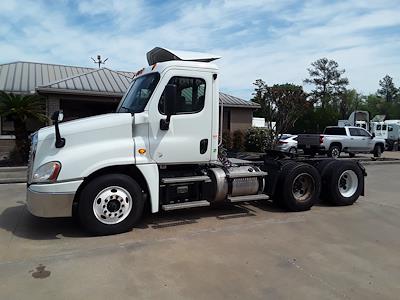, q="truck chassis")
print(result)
[70,152,366,235]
